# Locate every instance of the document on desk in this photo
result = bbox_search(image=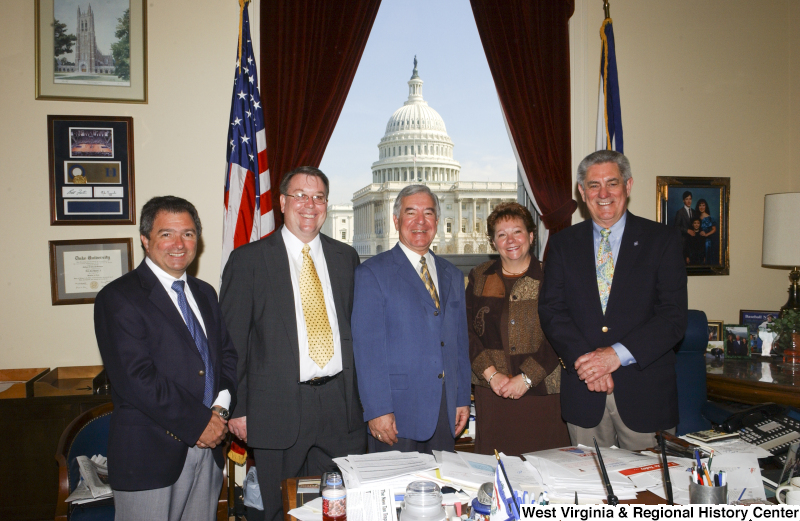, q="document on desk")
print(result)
[526,445,656,473]
[339,451,438,484]
[347,487,398,521]
[710,451,766,502]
